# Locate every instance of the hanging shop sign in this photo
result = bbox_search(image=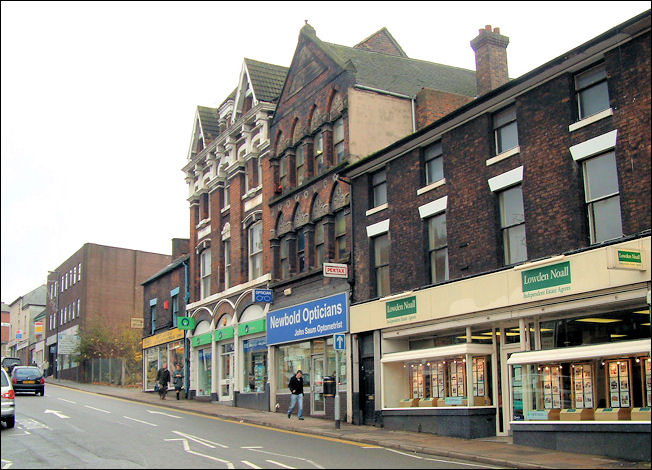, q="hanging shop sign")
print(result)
[266,292,348,345]
[521,261,571,298]
[177,316,196,330]
[323,263,348,278]
[607,247,645,270]
[252,289,273,303]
